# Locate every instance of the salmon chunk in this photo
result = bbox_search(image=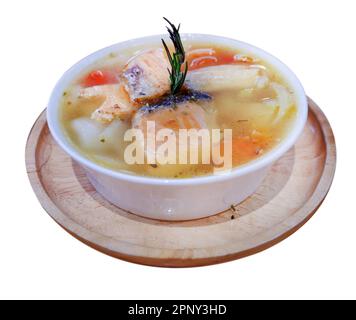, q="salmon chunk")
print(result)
[133,101,208,132]
[79,83,135,123]
[132,101,209,163]
[122,48,170,102]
